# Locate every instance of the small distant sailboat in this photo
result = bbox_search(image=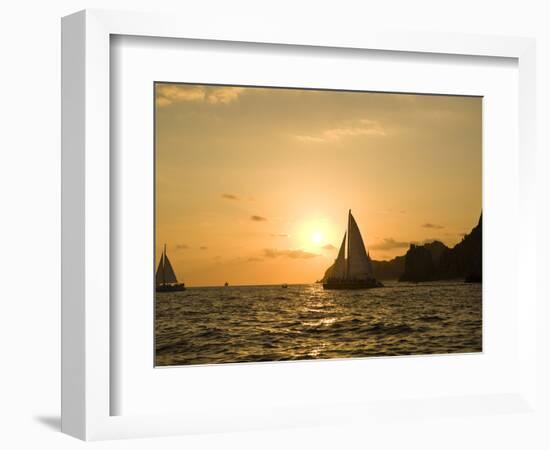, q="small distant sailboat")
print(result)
[323,210,383,290]
[224,281,229,287]
[282,283,288,288]
[156,244,186,292]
